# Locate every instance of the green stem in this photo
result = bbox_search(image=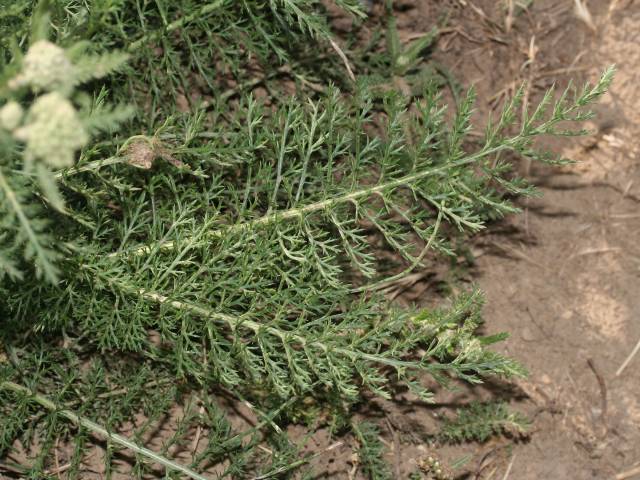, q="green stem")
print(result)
[111,281,419,369]
[354,208,443,293]
[53,155,125,180]
[118,142,512,257]
[0,381,211,480]
[0,167,57,282]
[54,135,153,180]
